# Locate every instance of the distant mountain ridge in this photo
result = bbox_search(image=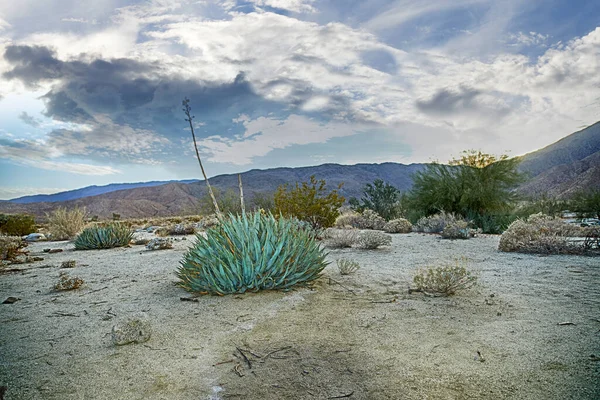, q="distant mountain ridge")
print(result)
[9,179,200,204]
[1,121,598,220]
[517,121,600,198]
